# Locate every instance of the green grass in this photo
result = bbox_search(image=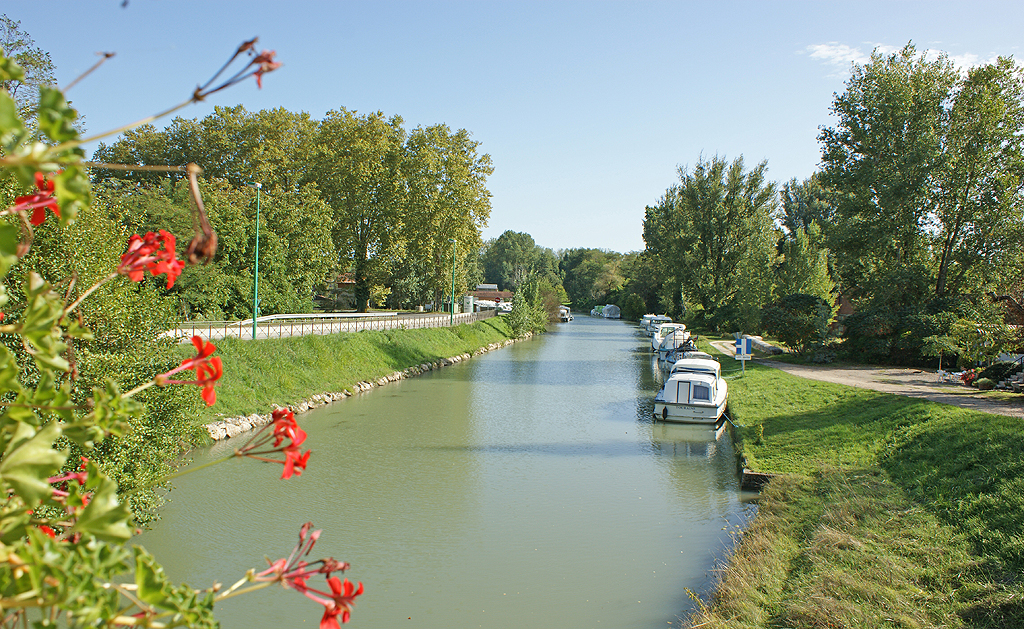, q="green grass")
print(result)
[192,317,514,421]
[687,359,1024,628]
